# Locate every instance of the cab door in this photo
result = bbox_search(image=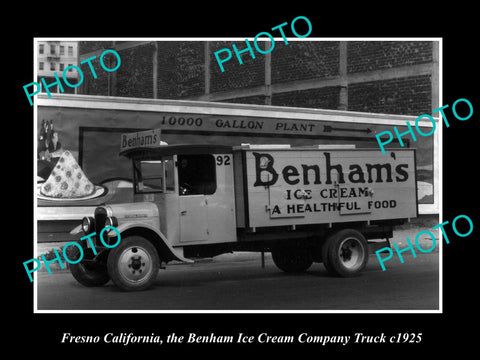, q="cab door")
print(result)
[179,195,208,242]
[177,153,236,244]
[177,154,215,243]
